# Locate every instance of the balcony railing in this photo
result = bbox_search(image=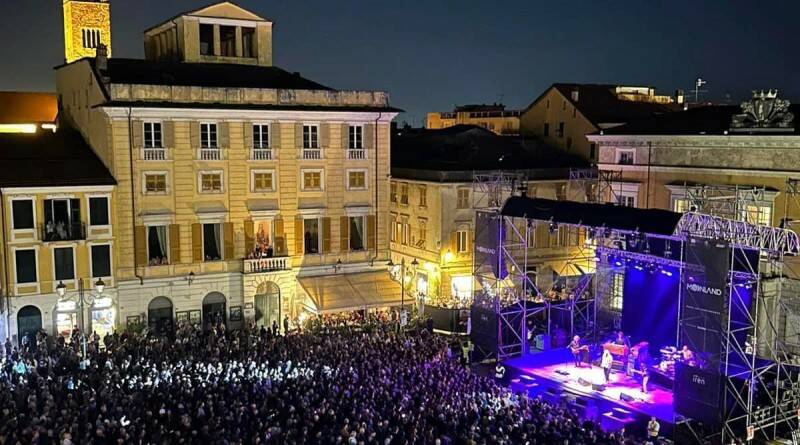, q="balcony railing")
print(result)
[347,149,366,160]
[302,148,322,159]
[41,221,86,242]
[143,148,166,160]
[243,257,290,274]
[199,148,221,160]
[251,148,273,160]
